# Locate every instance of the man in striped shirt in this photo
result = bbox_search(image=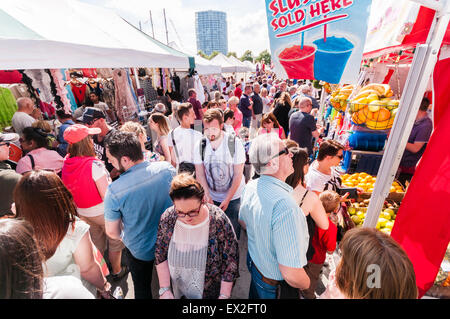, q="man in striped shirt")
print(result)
[239,133,310,299]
